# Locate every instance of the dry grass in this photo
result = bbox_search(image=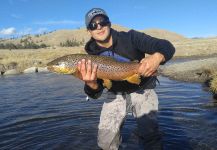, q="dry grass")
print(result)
[140,28,187,42]
[1,25,187,47]
[210,72,217,93]
[173,38,217,57]
[0,47,85,72]
[0,25,129,47]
